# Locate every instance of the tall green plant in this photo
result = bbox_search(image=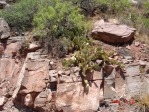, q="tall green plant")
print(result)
[33,0,85,38]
